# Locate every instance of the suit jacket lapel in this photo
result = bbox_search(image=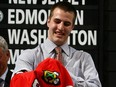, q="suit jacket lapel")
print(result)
[4,69,12,87]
